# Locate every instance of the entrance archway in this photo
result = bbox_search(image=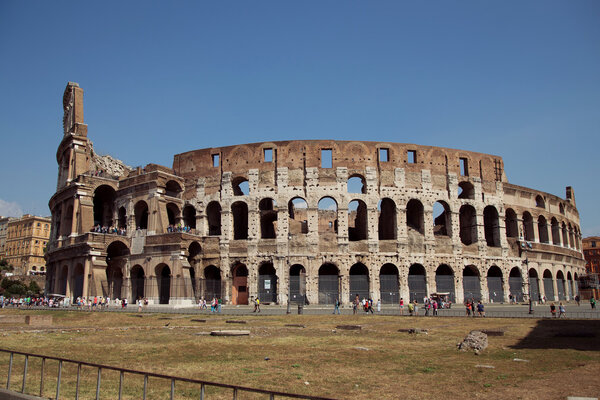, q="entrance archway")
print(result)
[529,269,540,302]
[556,270,566,300]
[258,262,278,304]
[509,267,524,302]
[463,265,481,301]
[543,269,555,301]
[231,263,248,305]
[156,264,171,305]
[408,264,427,303]
[289,264,306,304]
[131,265,145,301]
[72,264,84,299]
[487,266,504,303]
[318,263,339,304]
[379,264,399,304]
[435,264,455,302]
[349,263,369,300]
[204,265,221,300]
